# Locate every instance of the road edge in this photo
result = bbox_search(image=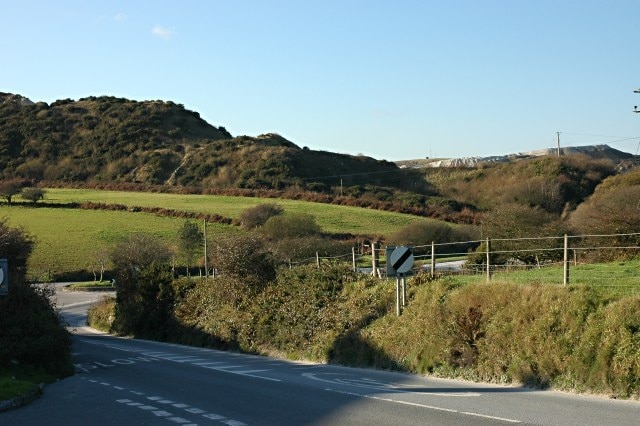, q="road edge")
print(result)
[0,383,44,413]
